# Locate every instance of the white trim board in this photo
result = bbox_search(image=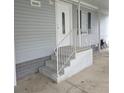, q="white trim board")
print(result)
[61,0,98,10]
